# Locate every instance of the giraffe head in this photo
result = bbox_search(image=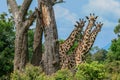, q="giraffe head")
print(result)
[79,19,86,27]
[95,22,103,31]
[75,19,86,30]
[86,13,98,25]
